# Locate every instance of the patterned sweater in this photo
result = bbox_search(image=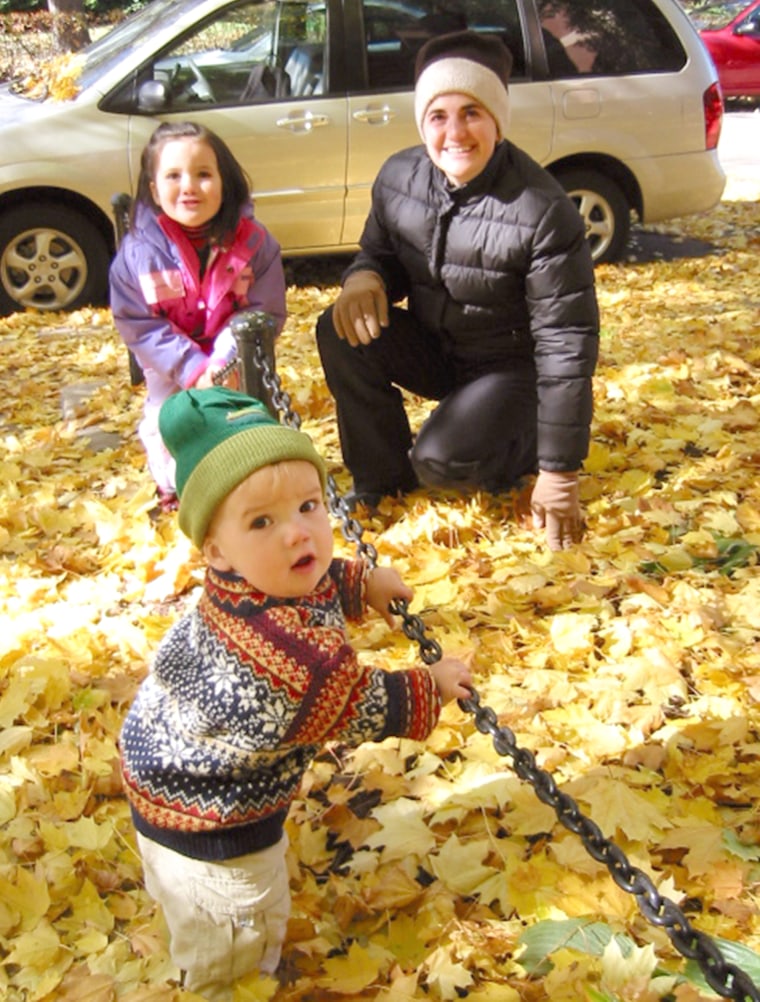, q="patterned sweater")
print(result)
[120,558,441,860]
